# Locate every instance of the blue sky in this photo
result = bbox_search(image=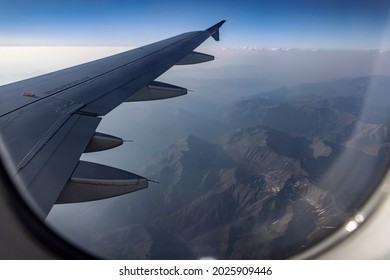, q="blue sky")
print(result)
[1,0,390,49]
